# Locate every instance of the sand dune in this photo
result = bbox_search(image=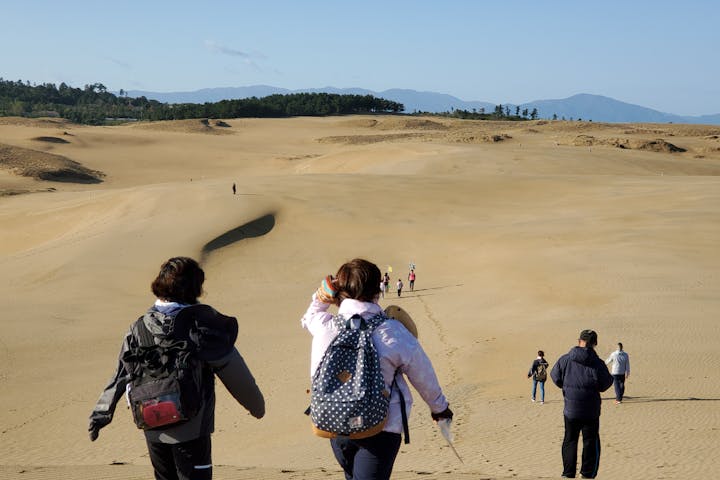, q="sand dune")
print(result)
[0,143,104,183]
[1,116,719,479]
